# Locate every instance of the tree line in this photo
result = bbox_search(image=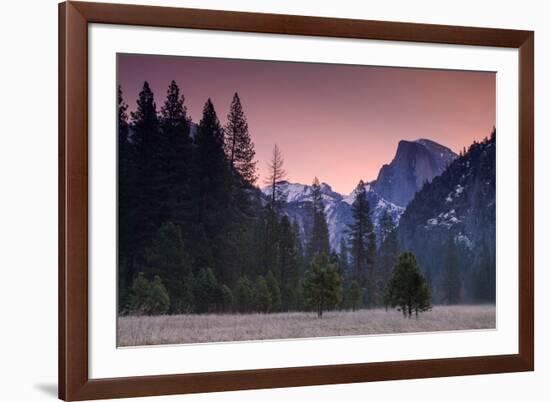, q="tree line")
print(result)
[118,80,431,317]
